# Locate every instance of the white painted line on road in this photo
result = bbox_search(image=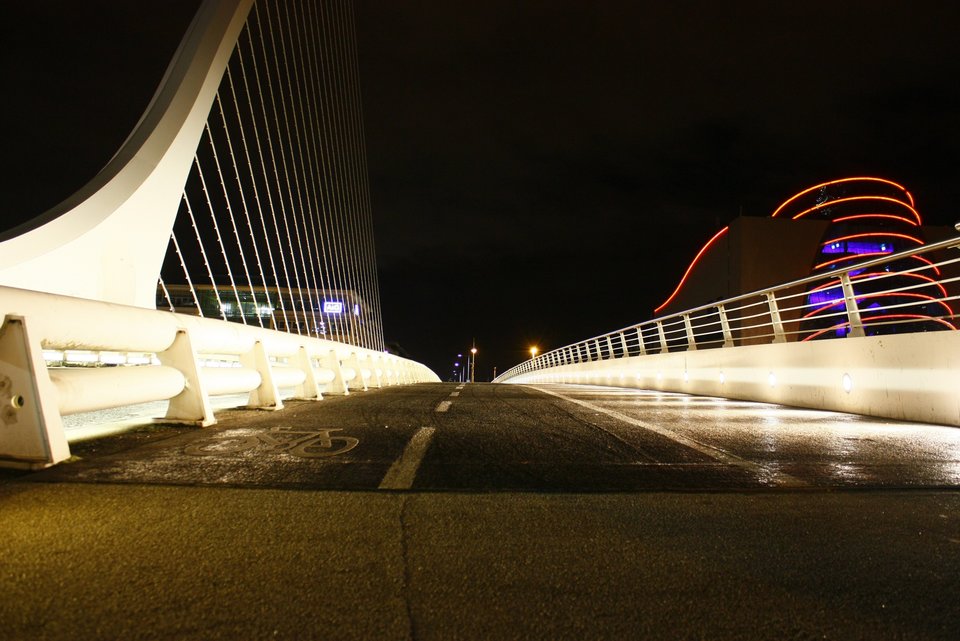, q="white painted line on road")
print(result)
[450,391,460,397]
[456,384,465,390]
[533,386,808,488]
[379,427,436,490]
[435,400,453,412]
